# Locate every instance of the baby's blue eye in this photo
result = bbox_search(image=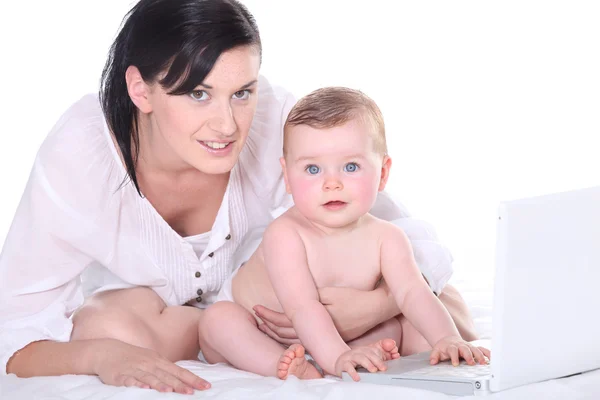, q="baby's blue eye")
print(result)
[306,165,320,175]
[344,162,359,173]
